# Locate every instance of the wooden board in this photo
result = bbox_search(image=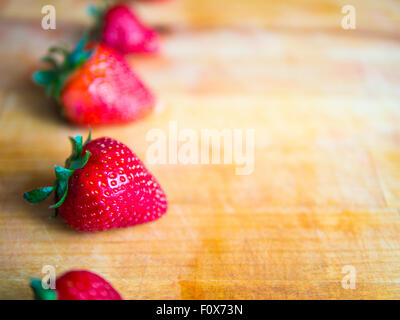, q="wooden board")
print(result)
[1,0,400,299]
